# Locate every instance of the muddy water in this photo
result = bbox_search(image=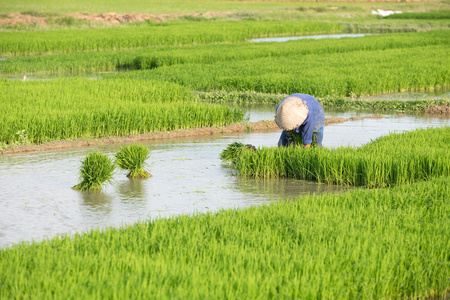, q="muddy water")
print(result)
[360,87,450,101]
[0,112,448,248]
[251,33,374,43]
[0,70,116,81]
